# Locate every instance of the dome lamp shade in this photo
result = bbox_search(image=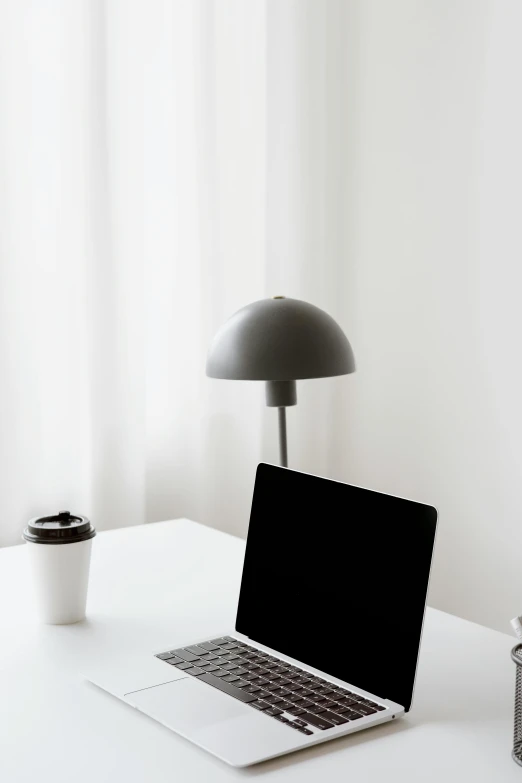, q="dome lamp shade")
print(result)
[206,296,355,466]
